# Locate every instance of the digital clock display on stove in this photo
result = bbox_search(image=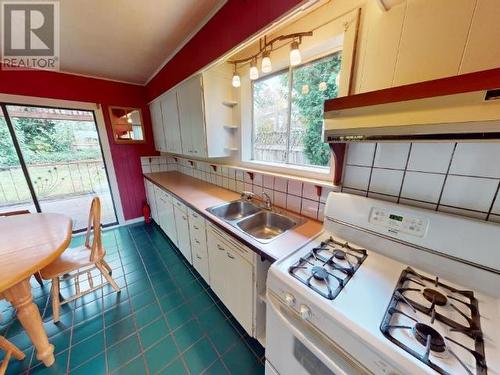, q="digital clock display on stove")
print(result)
[389,214,403,222]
